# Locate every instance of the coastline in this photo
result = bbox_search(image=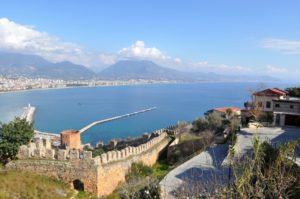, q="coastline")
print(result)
[0,80,289,95]
[0,81,179,95]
